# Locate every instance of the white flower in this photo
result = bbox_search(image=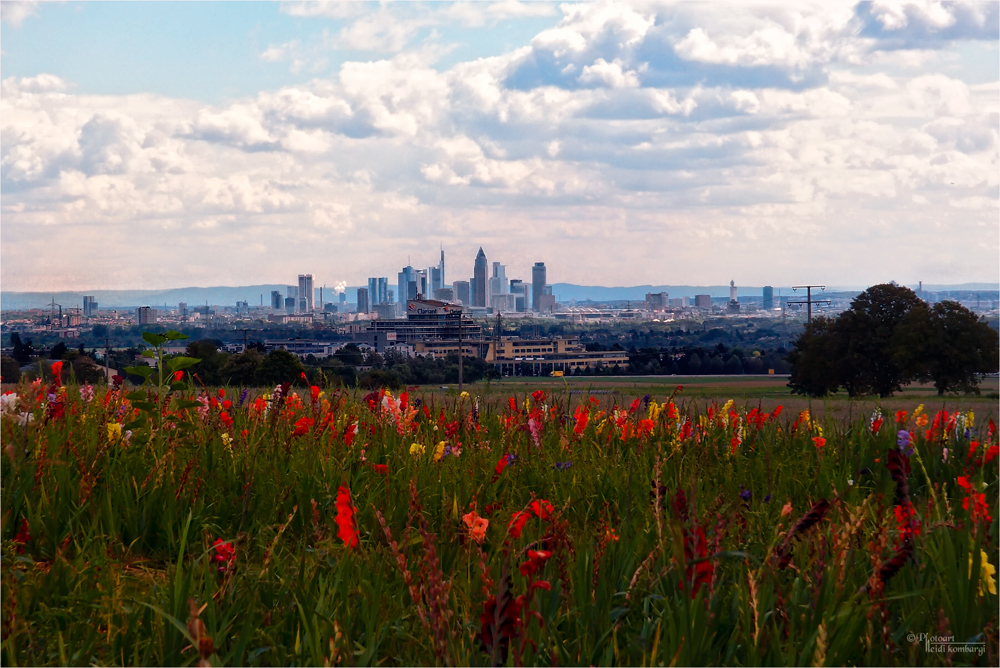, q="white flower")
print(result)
[847,479,854,487]
[16,411,34,426]
[1,392,18,415]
